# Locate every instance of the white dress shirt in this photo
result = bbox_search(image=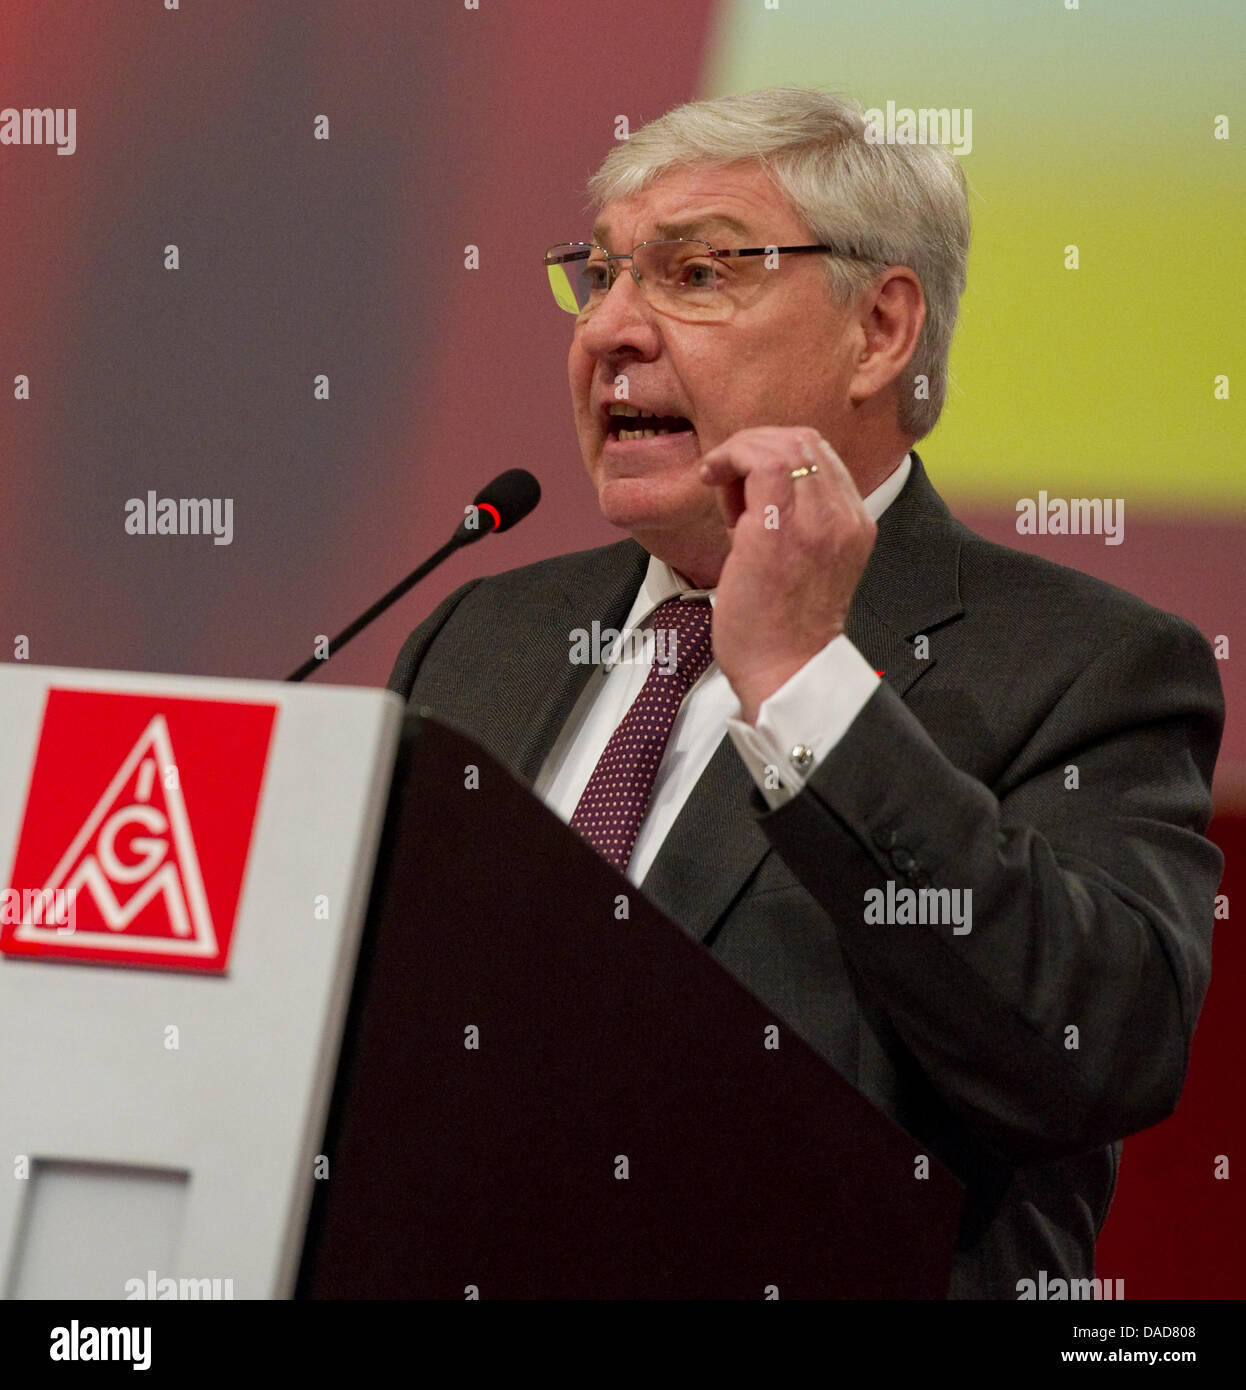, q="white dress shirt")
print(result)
[534,454,913,885]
